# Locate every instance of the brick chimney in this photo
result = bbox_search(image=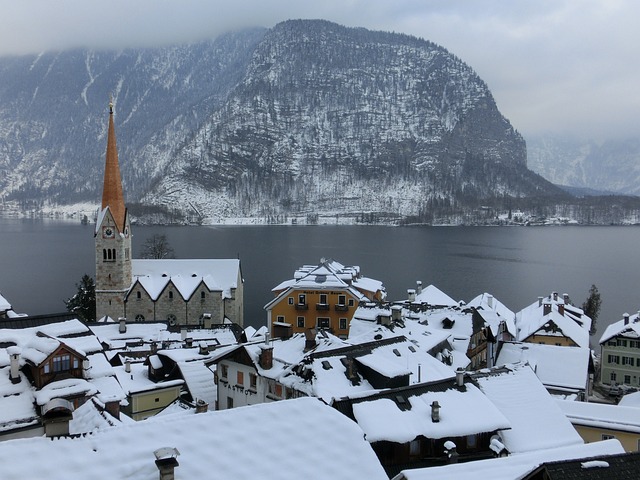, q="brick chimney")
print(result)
[558,303,565,316]
[259,334,273,370]
[543,303,552,316]
[624,313,630,325]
